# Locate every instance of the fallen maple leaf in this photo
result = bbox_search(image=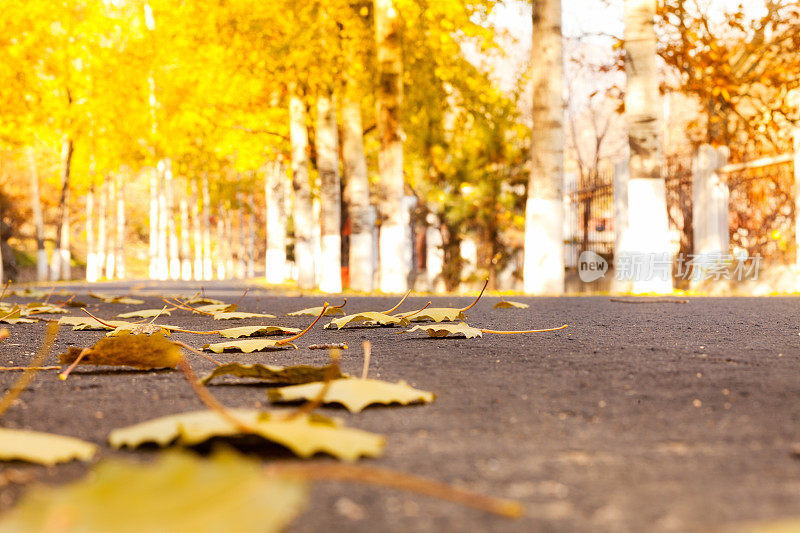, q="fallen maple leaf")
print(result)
[268,378,435,413]
[0,428,97,466]
[117,308,173,319]
[108,409,385,461]
[287,298,347,317]
[212,311,276,320]
[218,325,301,339]
[400,321,568,338]
[58,316,133,331]
[89,293,145,305]
[58,331,182,372]
[203,338,298,353]
[396,279,488,323]
[324,311,410,330]
[201,362,345,385]
[0,451,308,532]
[493,297,529,309]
